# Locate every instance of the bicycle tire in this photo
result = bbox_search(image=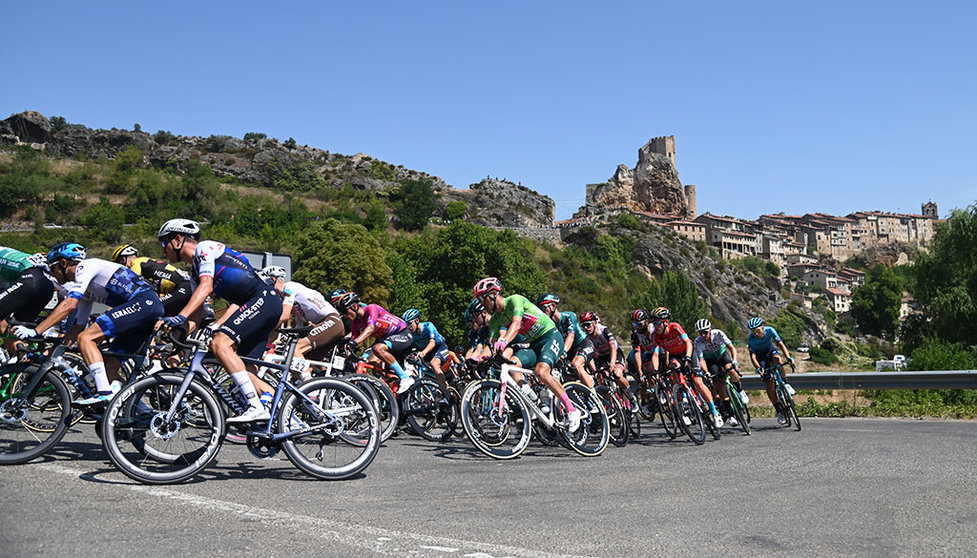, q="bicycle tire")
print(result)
[672,384,705,445]
[704,400,722,441]
[559,382,609,457]
[781,384,801,431]
[0,364,73,465]
[725,379,751,435]
[622,388,641,438]
[656,378,679,440]
[596,385,628,447]
[402,378,456,442]
[447,385,465,438]
[101,371,225,484]
[279,377,381,480]
[343,374,399,442]
[460,379,531,460]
